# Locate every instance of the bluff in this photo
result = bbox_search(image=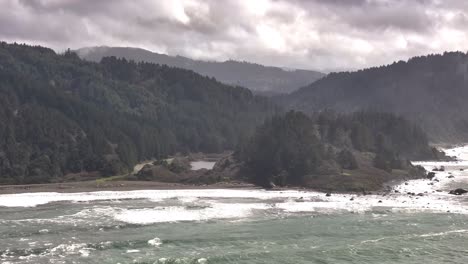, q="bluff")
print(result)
[0,42,276,184]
